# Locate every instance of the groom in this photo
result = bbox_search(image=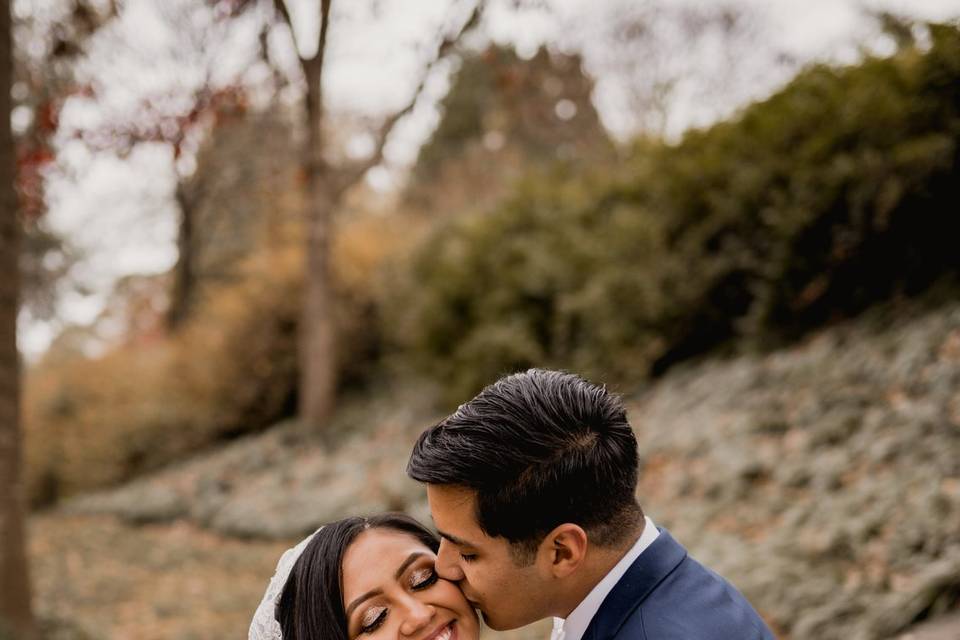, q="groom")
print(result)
[407,369,774,640]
